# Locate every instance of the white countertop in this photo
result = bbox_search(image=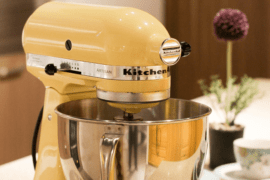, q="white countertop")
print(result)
[0,78,269,180]
[0,155,218,180]
[0,156,34,180]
